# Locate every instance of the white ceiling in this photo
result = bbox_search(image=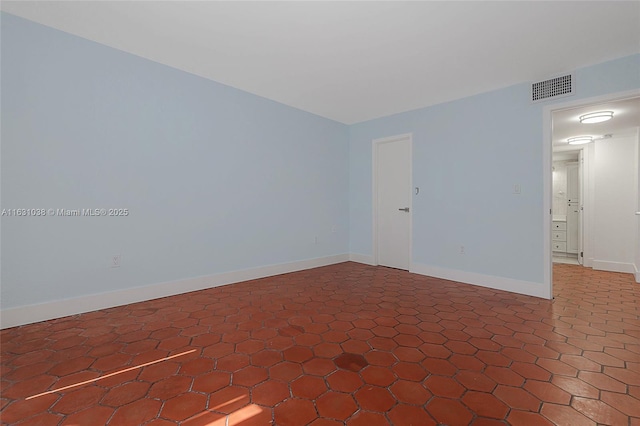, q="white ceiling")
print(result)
[2,1,640,124]
[552,96,640,152]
